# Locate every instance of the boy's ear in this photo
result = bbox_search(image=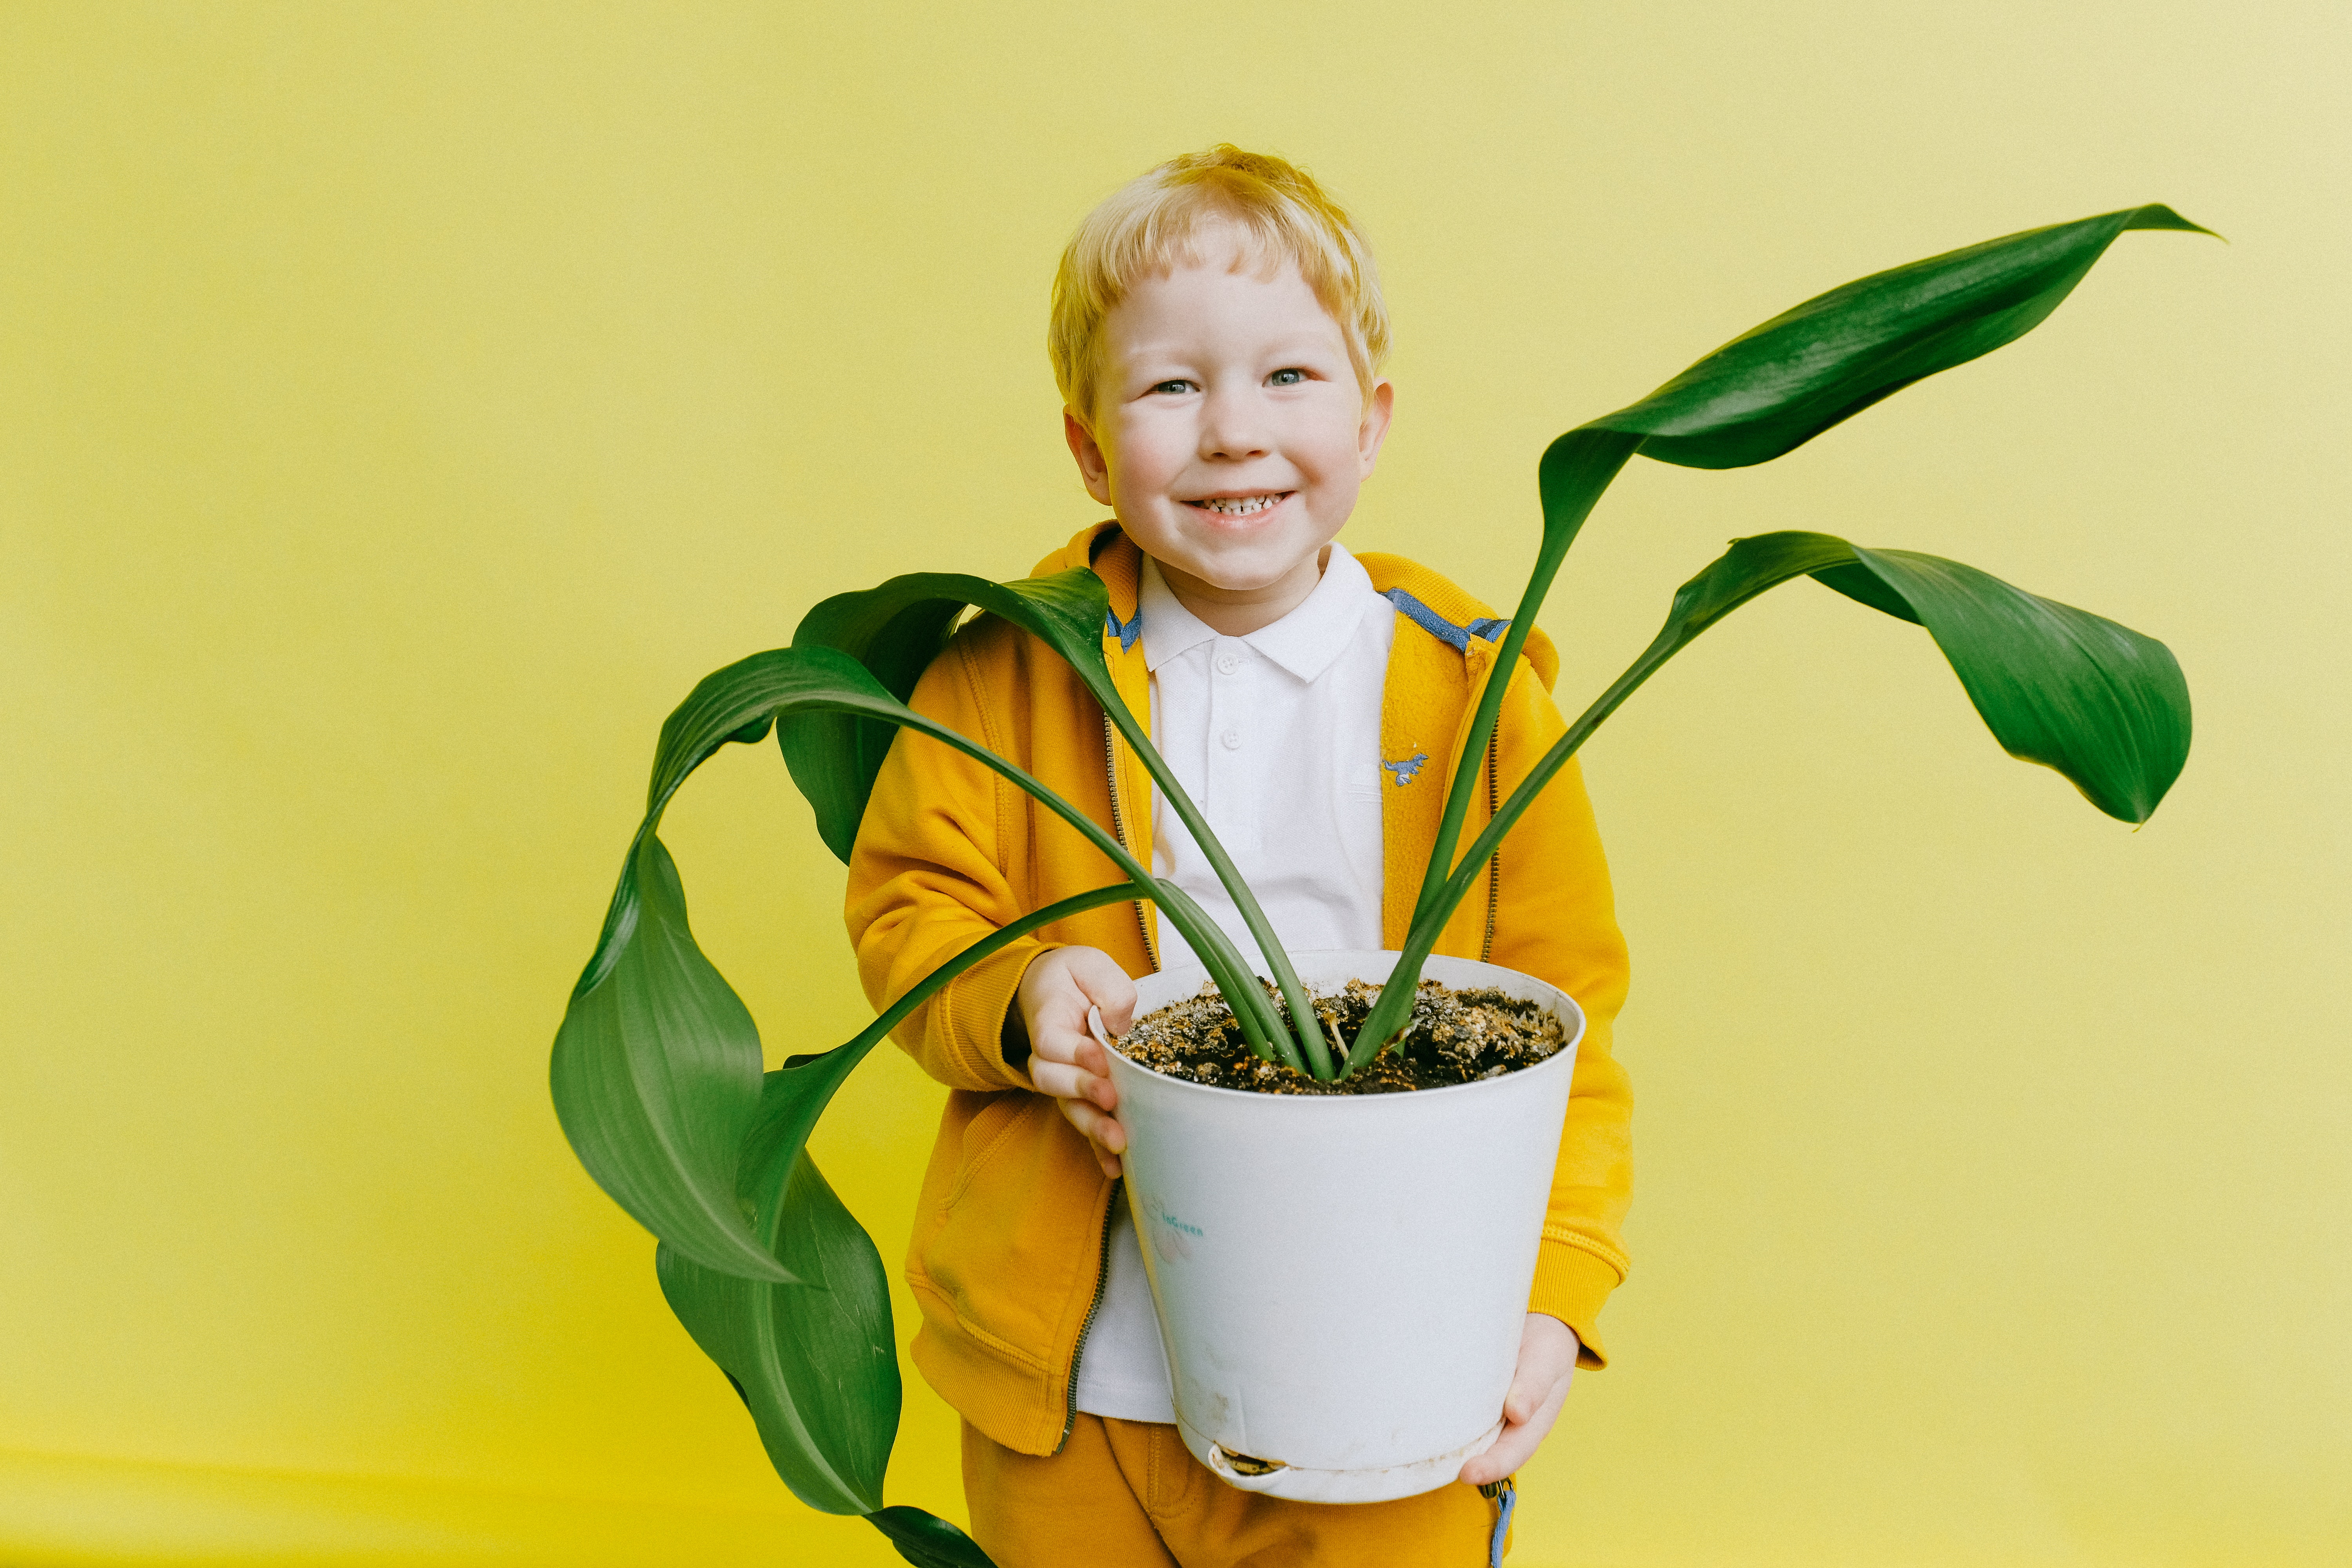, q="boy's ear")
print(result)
[1357,379,1396,476]
[1064,408,1114,506]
